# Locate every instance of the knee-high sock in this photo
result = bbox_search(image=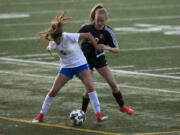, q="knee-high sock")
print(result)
[40,95,54,114]
[82,96,90,112]
[88,91,100,113]
[113,91,124,107]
